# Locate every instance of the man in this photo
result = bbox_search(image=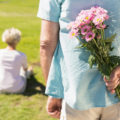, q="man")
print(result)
[38,0,120,119]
